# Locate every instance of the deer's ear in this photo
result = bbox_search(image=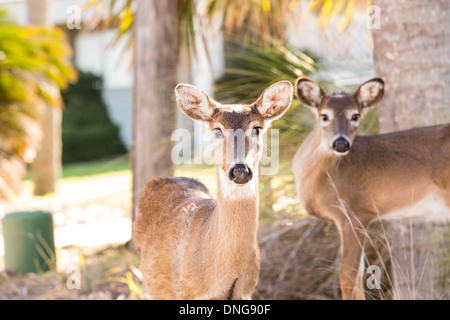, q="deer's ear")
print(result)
[295,77,325,108]
[355,78,384,108]
[175,84,216,121]
[256,80,293,122]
